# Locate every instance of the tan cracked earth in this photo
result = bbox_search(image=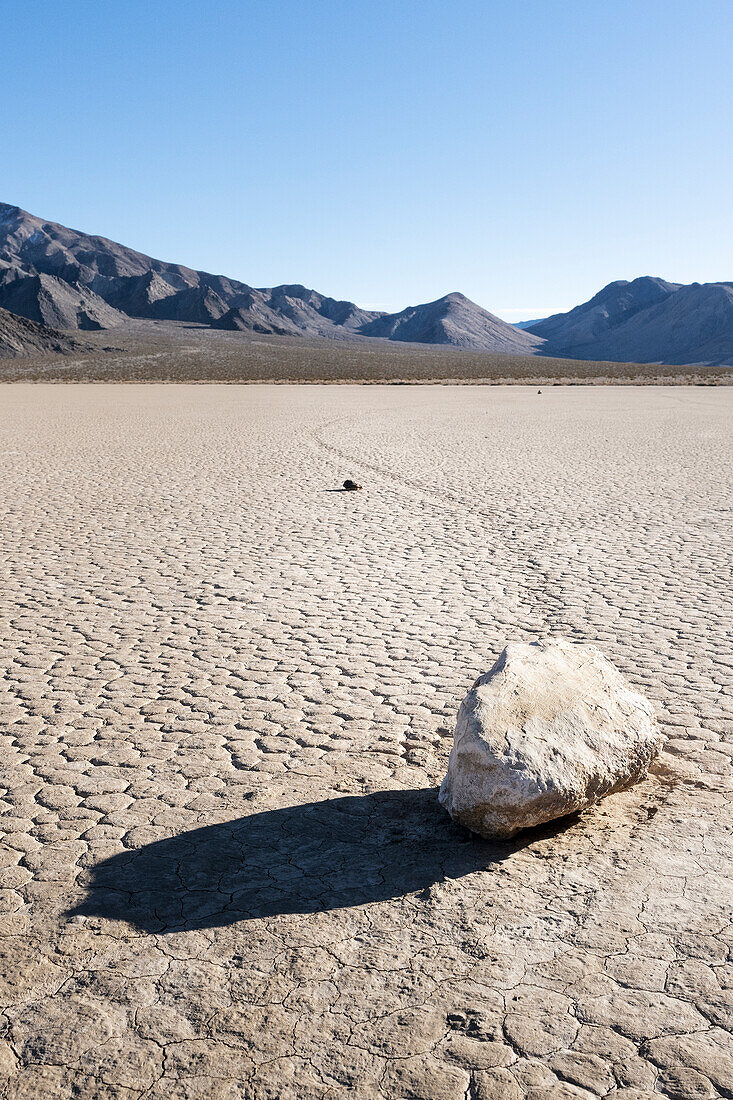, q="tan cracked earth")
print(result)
[0,383,731,1100]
